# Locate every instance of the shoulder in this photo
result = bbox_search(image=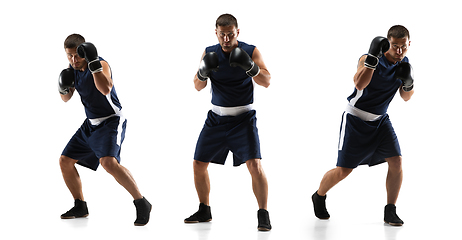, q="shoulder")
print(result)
[238,41,256,56]
[238,41,256,50]
[206,44,221,53]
